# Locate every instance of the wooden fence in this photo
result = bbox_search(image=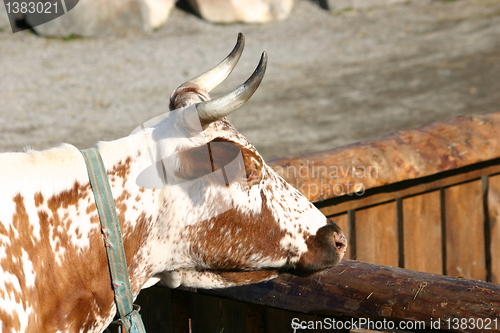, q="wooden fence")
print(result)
[107,112,500,333]
[272,112,500,283]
